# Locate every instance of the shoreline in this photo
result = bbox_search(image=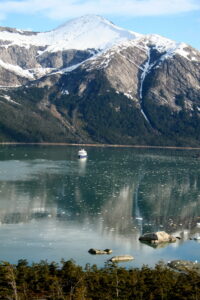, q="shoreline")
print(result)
[0,142,200,150]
